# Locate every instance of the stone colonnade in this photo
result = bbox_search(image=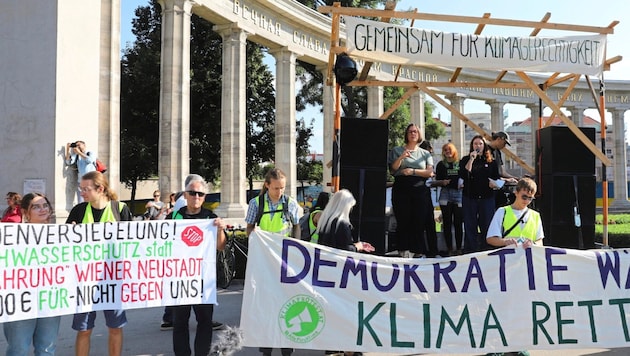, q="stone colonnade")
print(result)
[156,0,630,220]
